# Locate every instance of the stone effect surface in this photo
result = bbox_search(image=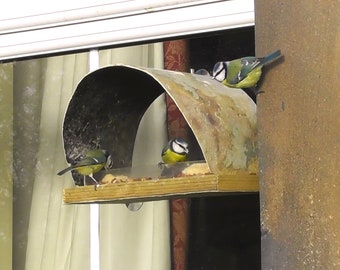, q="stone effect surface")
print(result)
[141,67,257,174]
